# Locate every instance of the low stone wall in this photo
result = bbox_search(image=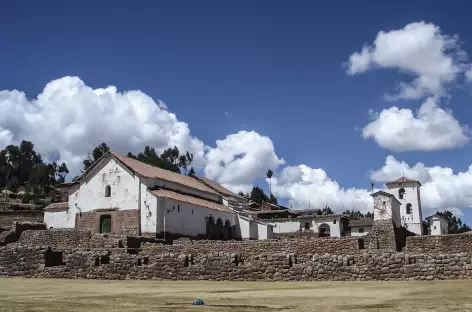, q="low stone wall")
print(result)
[14,229,166,249]
[16,229,124,248]
[0,222,46,246]
[142,236,363,256]
[0,210,44,228]
[1,245,472,281]
[406,233,472,253]
[273,231,320,239]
